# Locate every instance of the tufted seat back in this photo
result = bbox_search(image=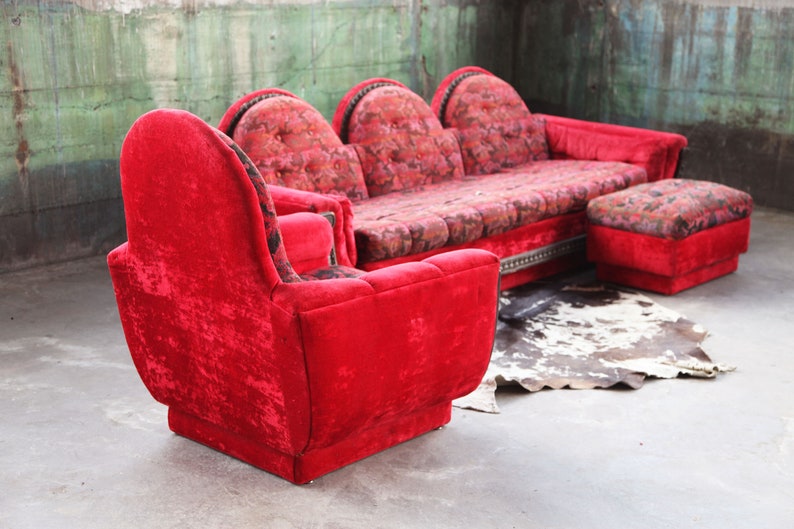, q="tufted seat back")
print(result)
[334,79,466,197]
[432,67,550,175]
[225,91,370,202]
